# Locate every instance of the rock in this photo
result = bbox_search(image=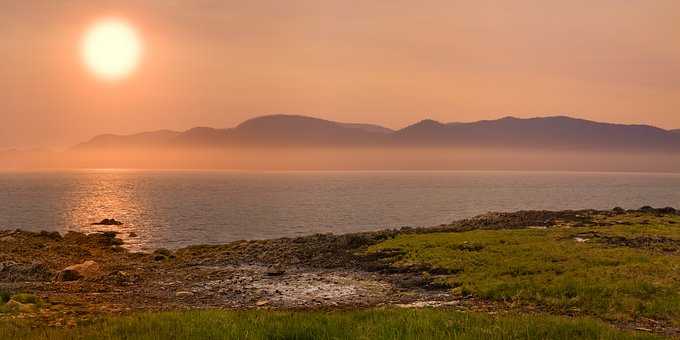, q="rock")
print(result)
[0,236,16,242]
[129,232,138,237]
[0,261,53,282]
[100,231,118,238]
[38,231,62,240]
[175,291,194,297]
[255,300,269,306]
[53,260,102,282]
[457,242,484,251]
[153,248,175,261]
[108,271,132,284]
[265,266,286,276]
[155,248,172,256]
[658,207,677,214]
[92,218,123,225]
